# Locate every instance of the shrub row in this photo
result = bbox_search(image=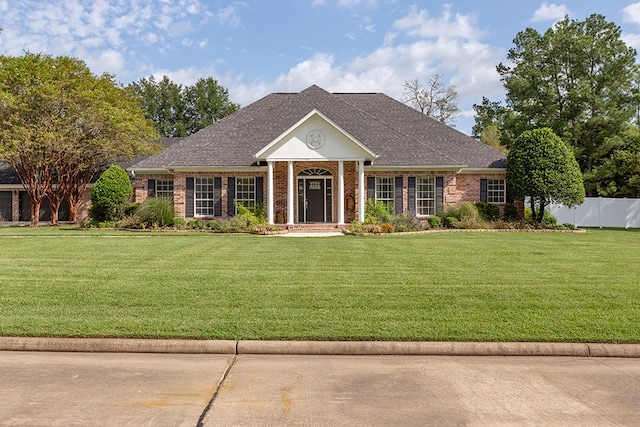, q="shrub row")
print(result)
[345,199,576,234]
